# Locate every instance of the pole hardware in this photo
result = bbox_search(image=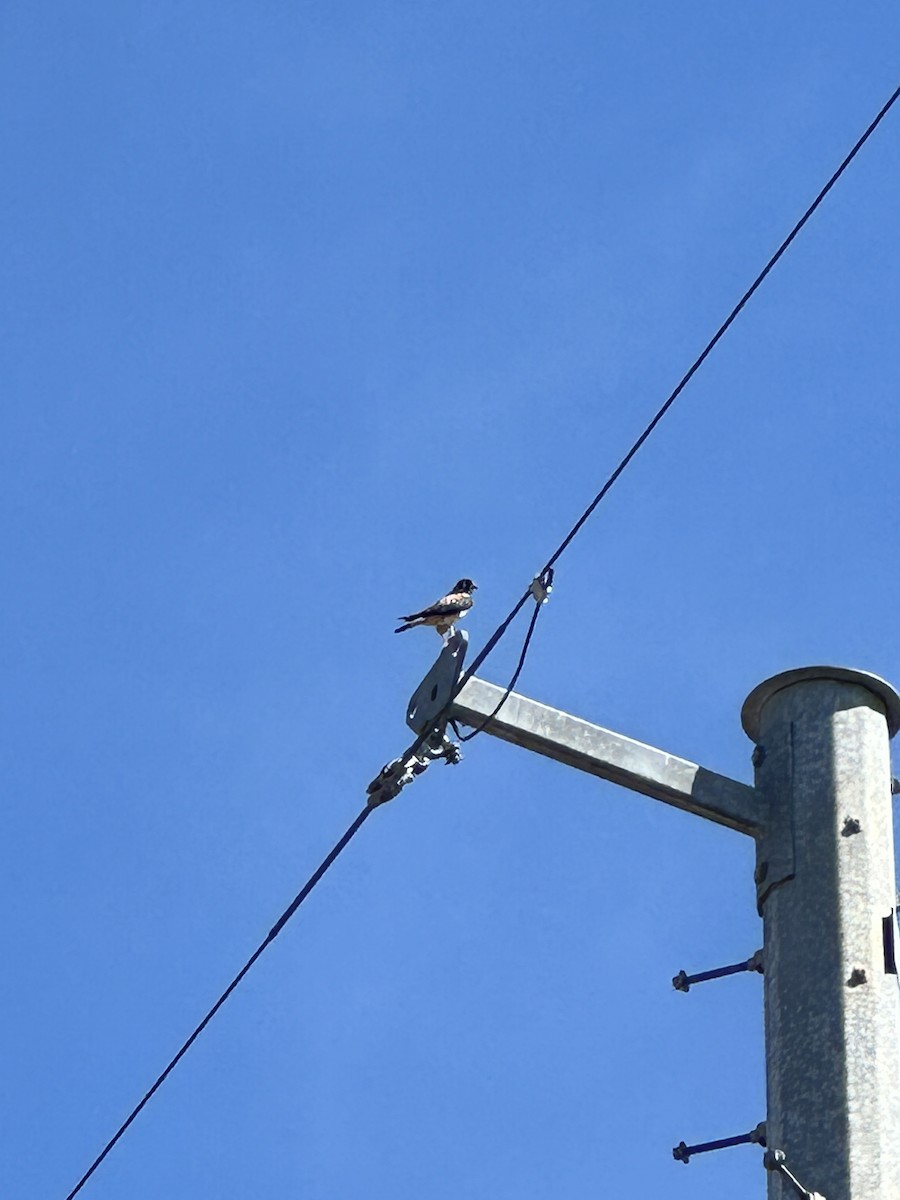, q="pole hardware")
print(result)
[529,567,554,606]
[368,628,471,808]
[884,911,898,974]
[764,1148,827,1200]
[366,732,461,808]
[672,948,763,992]
[406,628,469,736]
[672,1121,766,1164]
